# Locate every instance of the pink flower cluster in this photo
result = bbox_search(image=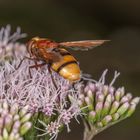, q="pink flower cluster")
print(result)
[0,25,81,139]
[0,25,139,140]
